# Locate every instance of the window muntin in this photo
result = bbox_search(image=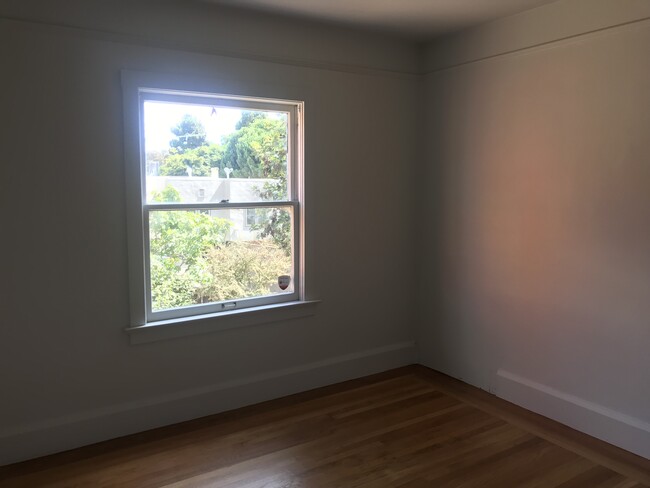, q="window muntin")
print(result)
[134,89,302,323]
